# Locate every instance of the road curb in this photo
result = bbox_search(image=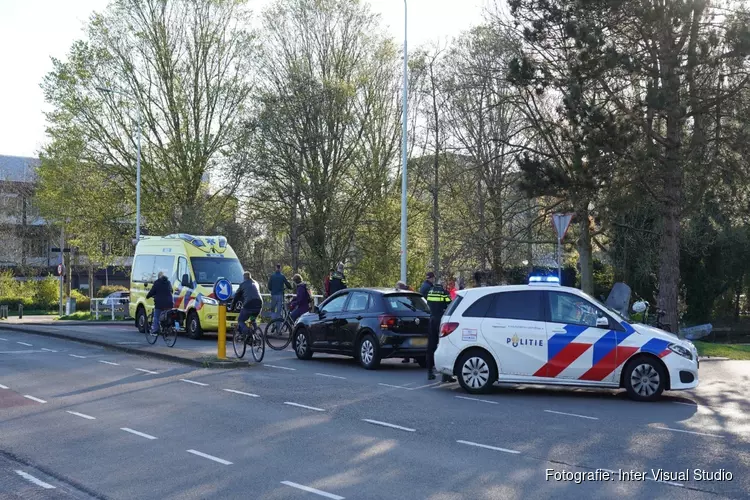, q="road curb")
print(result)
[0,324,249,369]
